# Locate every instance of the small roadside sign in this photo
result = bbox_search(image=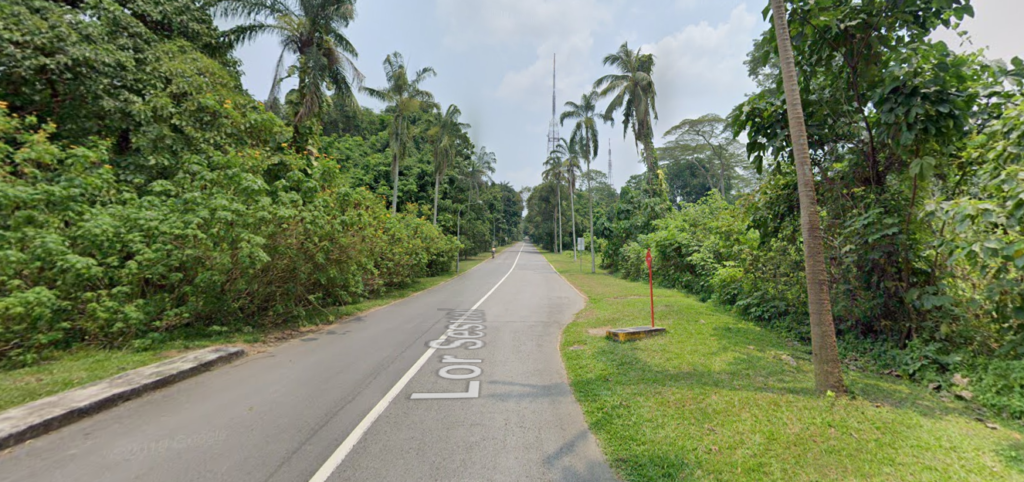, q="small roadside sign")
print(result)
[577,237,585,251]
